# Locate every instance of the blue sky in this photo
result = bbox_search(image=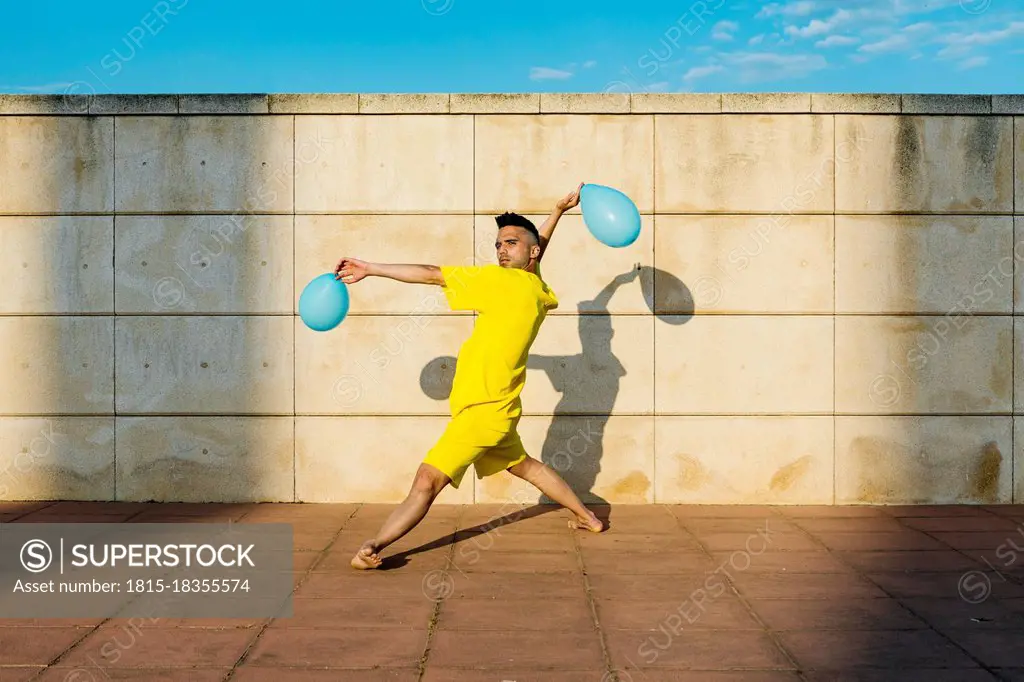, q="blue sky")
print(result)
[1,0,1021,95]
